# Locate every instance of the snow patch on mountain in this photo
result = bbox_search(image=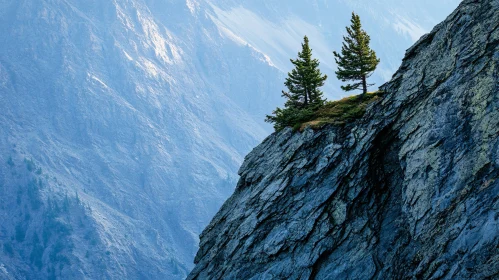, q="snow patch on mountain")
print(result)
[136,11,183,65]
[209,4,332,73]
[186,0,199,15]
[210,15,278,69]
